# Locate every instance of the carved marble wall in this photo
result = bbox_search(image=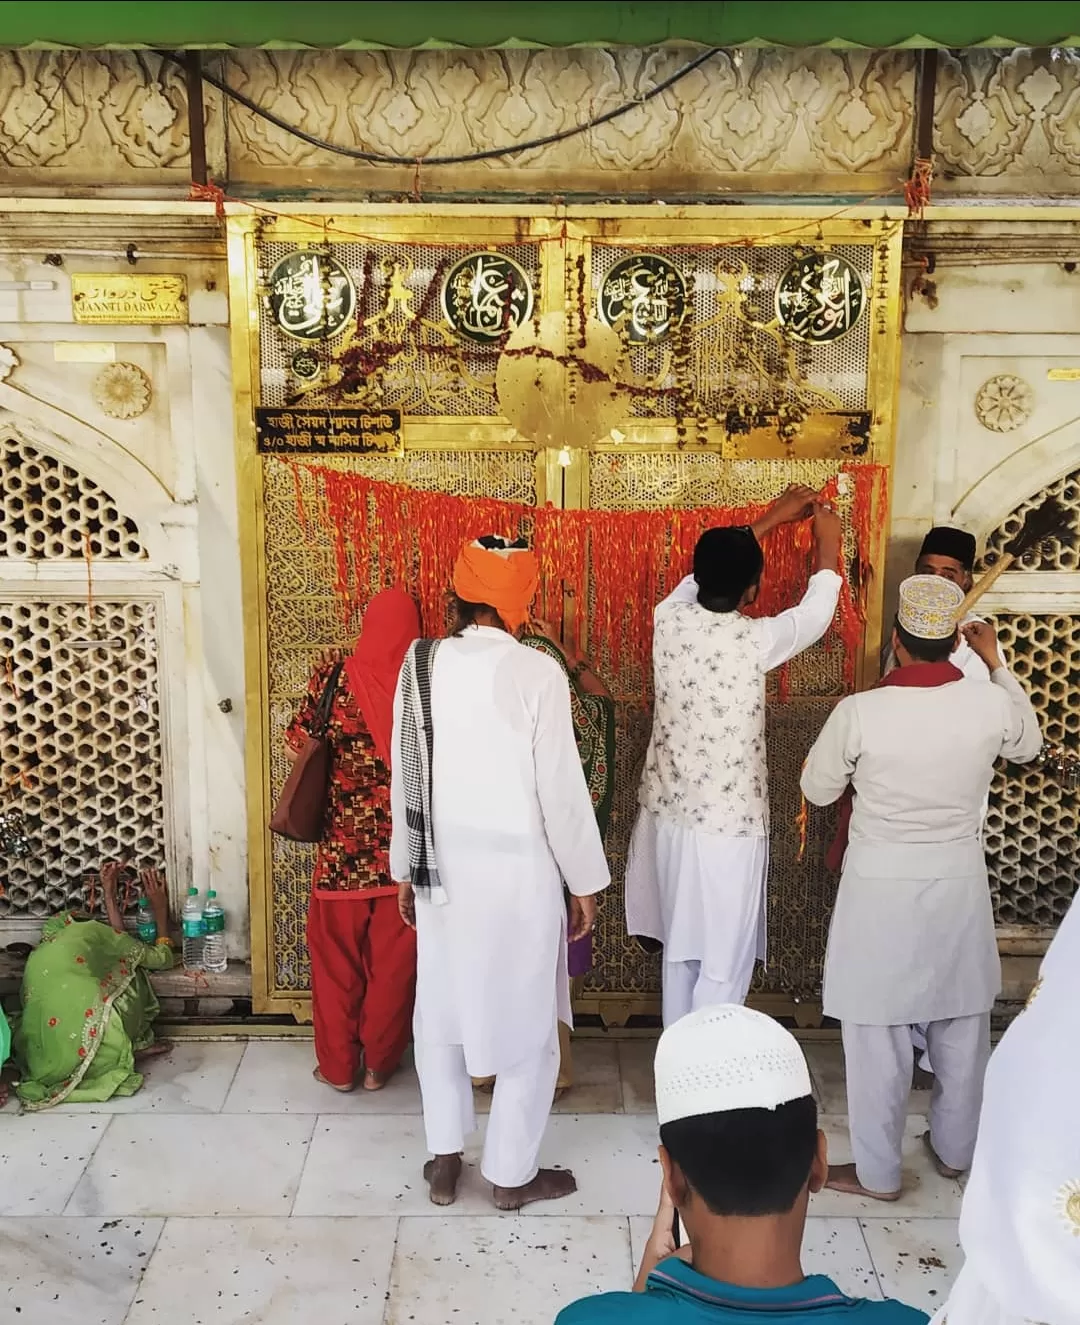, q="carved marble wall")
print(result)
[2,45,1079,197]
